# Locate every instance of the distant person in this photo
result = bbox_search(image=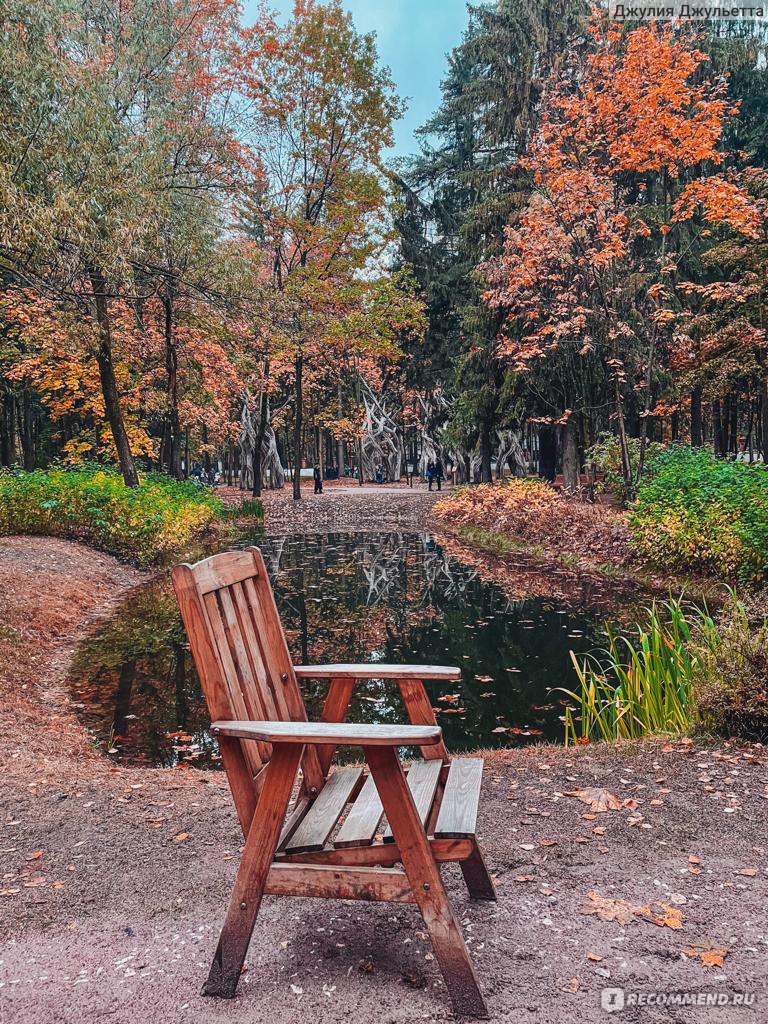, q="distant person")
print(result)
[313,464,323,494]
[426,458,435,490]
[374,463,385,484]
[434,458,444,492]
